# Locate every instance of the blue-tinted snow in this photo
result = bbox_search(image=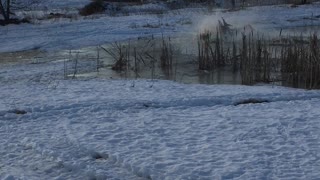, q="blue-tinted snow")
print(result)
[0,60,320,179]
[1,1,320,179]
[0,2,319,53]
